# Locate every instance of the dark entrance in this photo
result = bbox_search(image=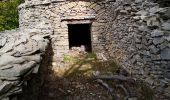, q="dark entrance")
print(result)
[68,24,92,52]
